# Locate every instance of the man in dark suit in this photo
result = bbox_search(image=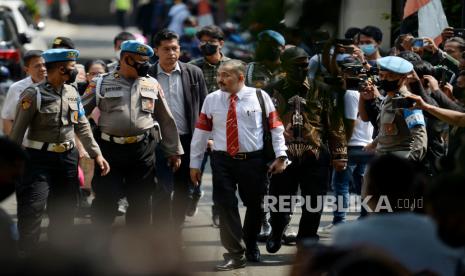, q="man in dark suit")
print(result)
[148,29,208,230]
